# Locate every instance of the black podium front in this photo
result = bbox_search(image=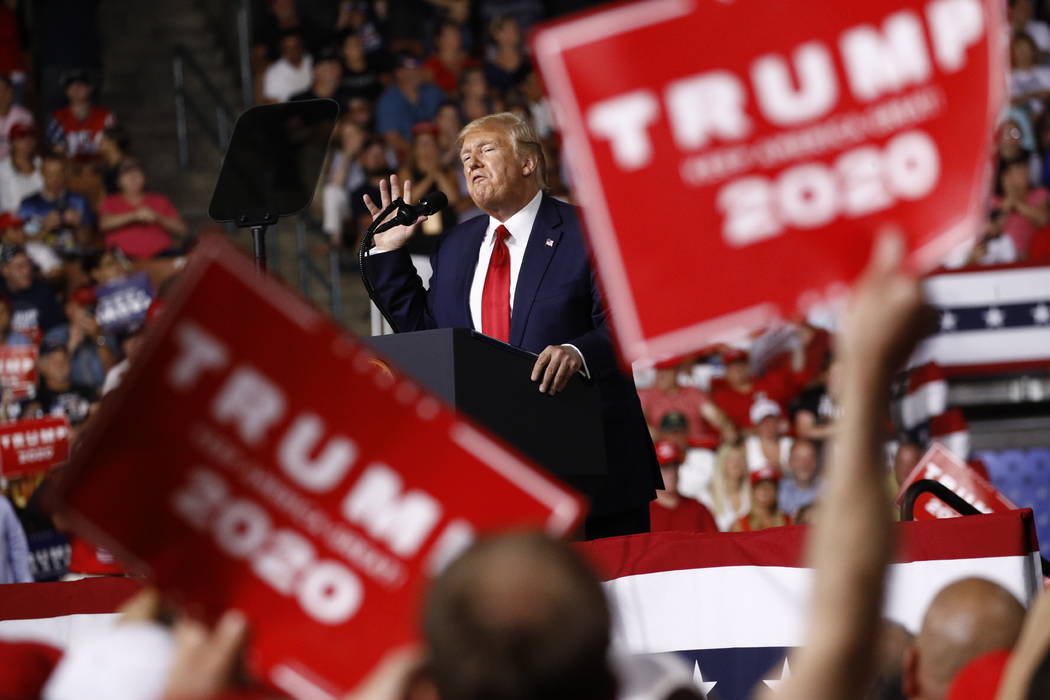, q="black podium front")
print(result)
[364,328,606,487]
